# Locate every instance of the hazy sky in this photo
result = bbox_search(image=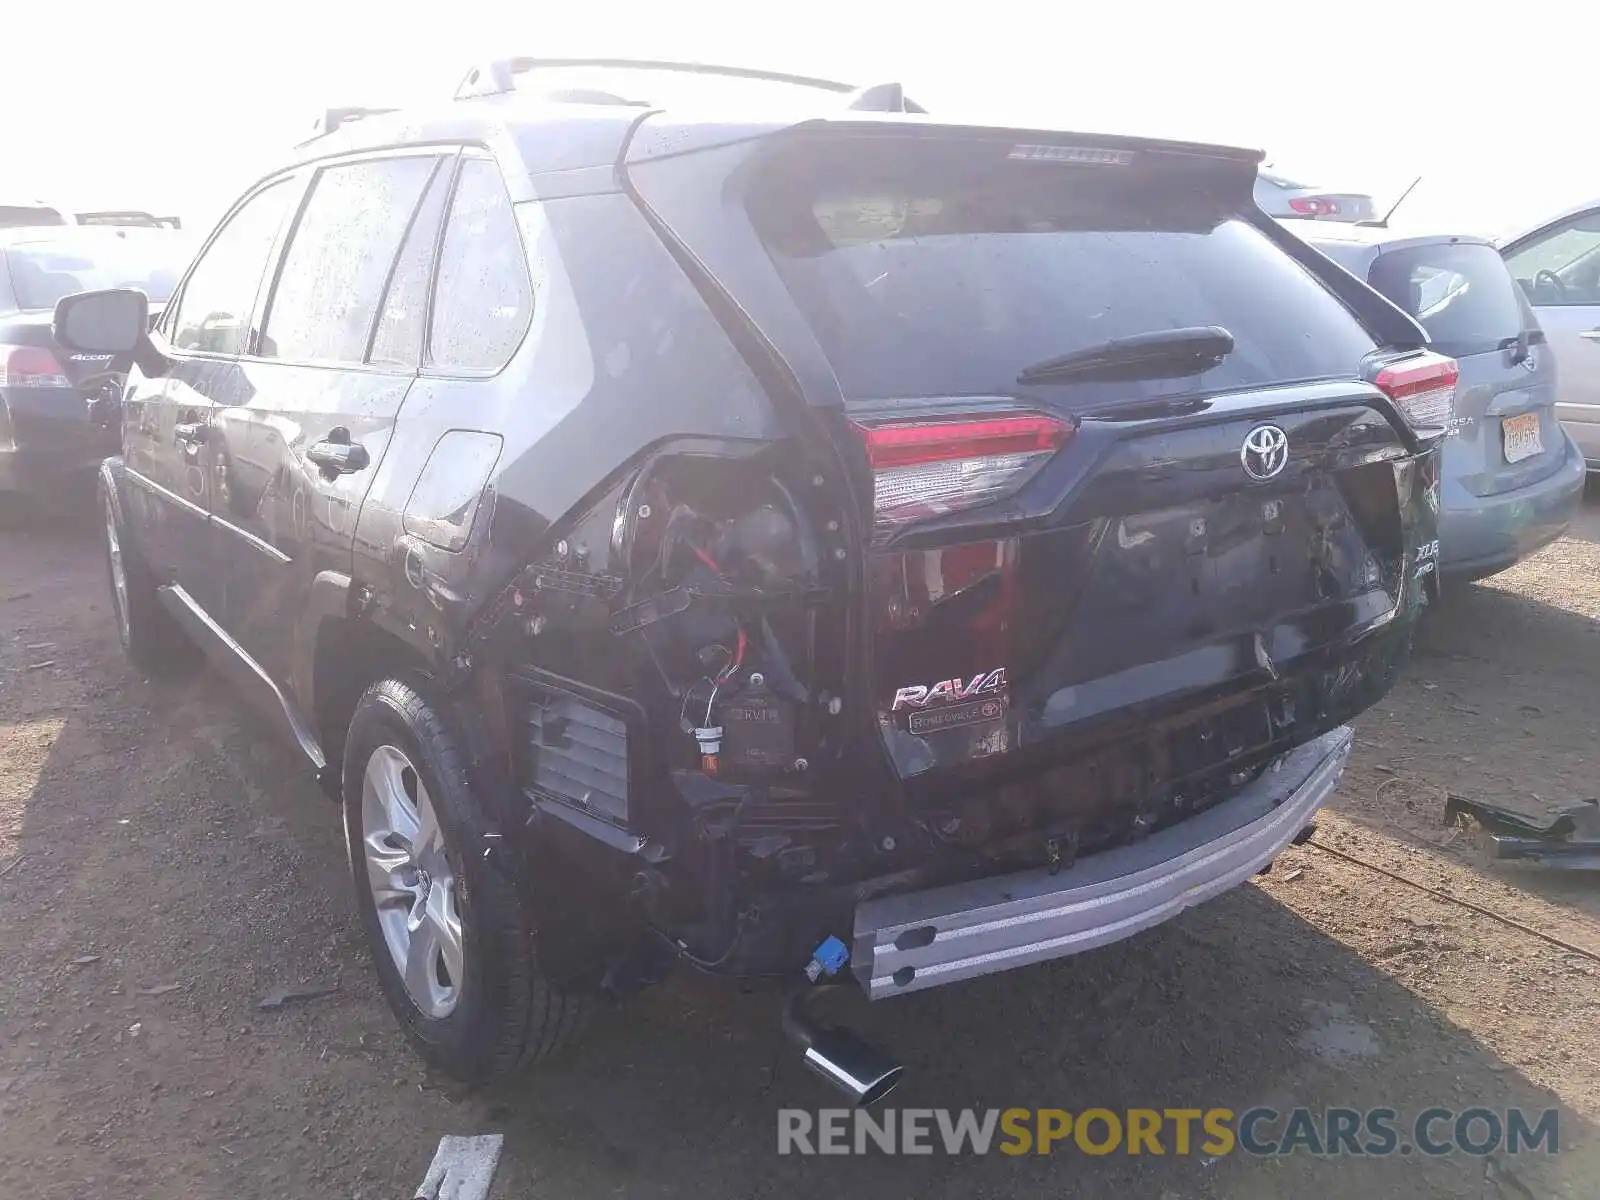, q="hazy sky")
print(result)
[9,0,1596,239]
